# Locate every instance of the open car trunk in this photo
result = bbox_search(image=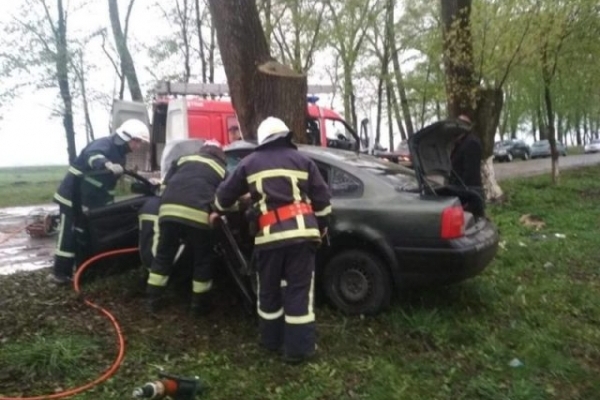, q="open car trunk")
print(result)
[408,119,485,218]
